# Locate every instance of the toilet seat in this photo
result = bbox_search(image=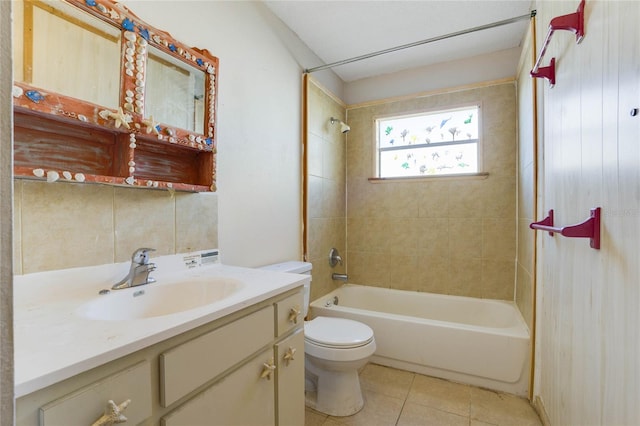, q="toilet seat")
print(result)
[305,316,374,348]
